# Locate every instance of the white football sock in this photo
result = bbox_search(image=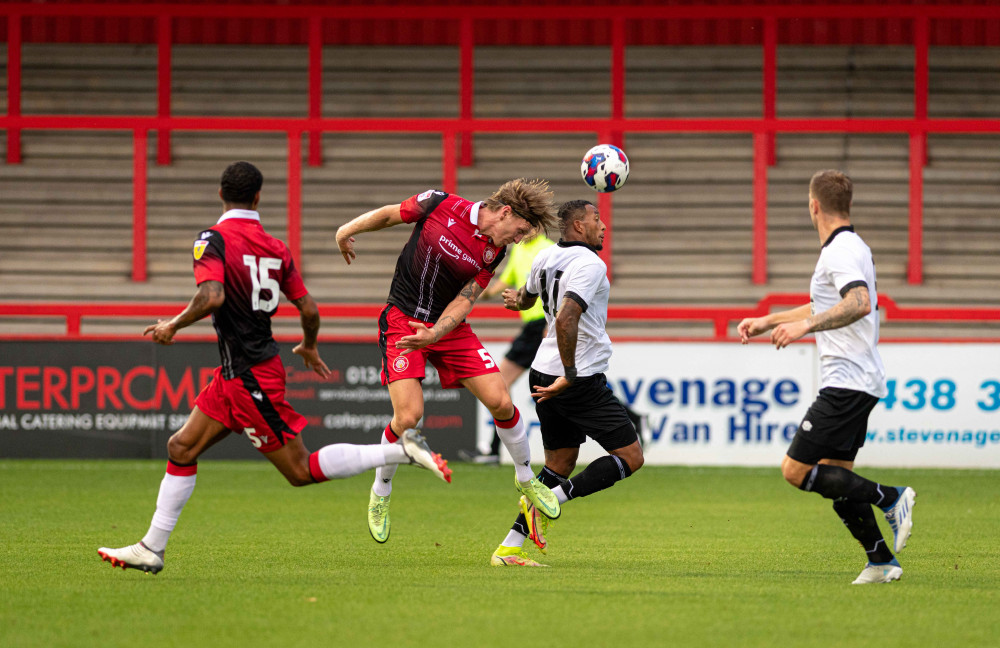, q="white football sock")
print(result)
[495,409,534,482]
[552,485,569,504]
[314,443,392,479]
[142,469,196,554]
[372,429,400,497]
[503,530,526,548]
